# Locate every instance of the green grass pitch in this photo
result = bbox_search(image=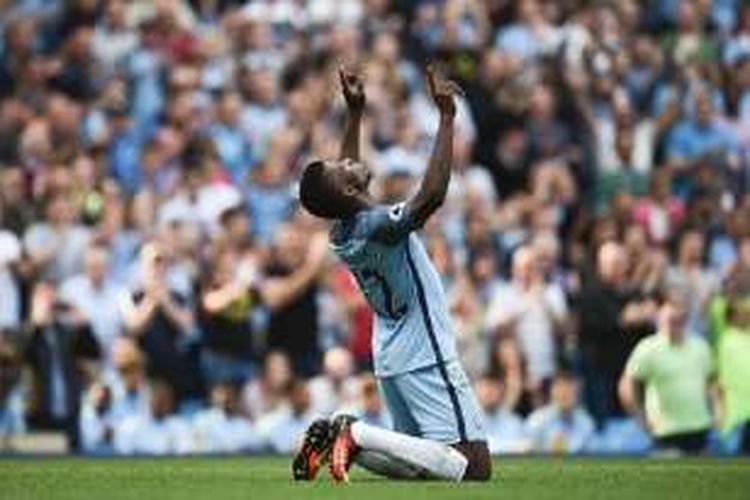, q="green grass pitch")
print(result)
[1,456,748,500]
